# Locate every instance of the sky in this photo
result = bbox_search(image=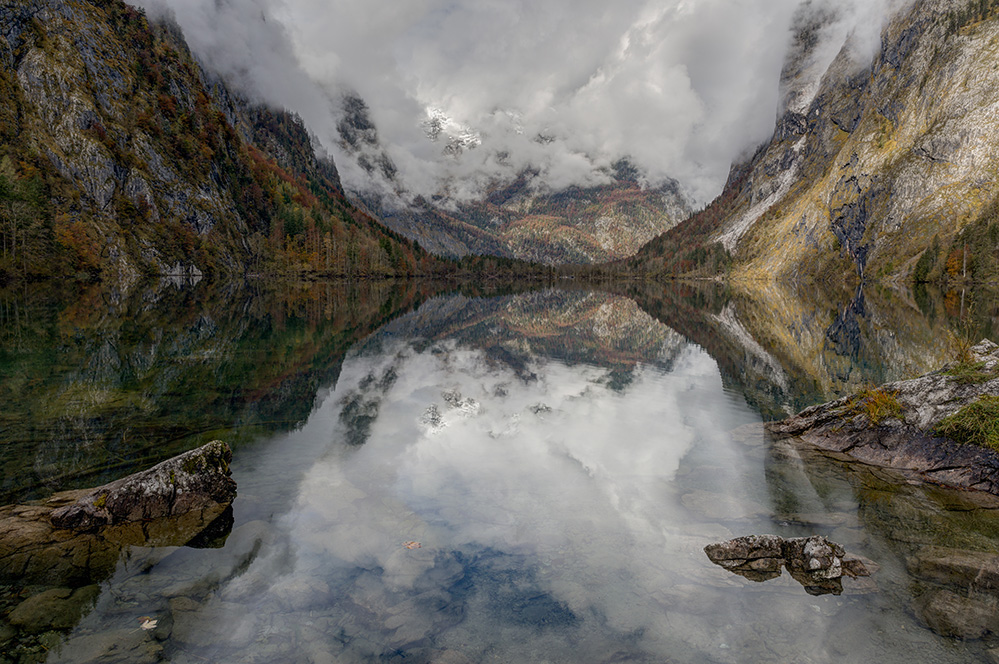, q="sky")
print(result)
[130,0,906,206]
